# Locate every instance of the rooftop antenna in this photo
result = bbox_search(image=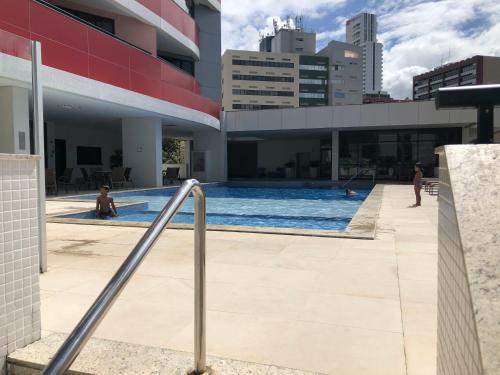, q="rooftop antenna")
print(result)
[295,15,304,31]
[285,15,291,29]
[273,18,279,34]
